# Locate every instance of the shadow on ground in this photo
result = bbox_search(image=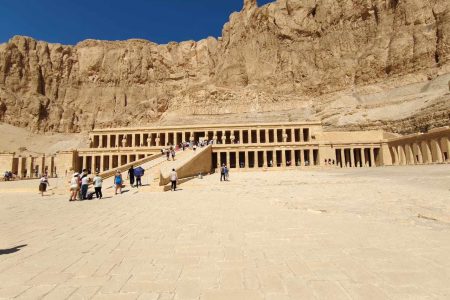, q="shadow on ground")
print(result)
[0,244,27,255]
